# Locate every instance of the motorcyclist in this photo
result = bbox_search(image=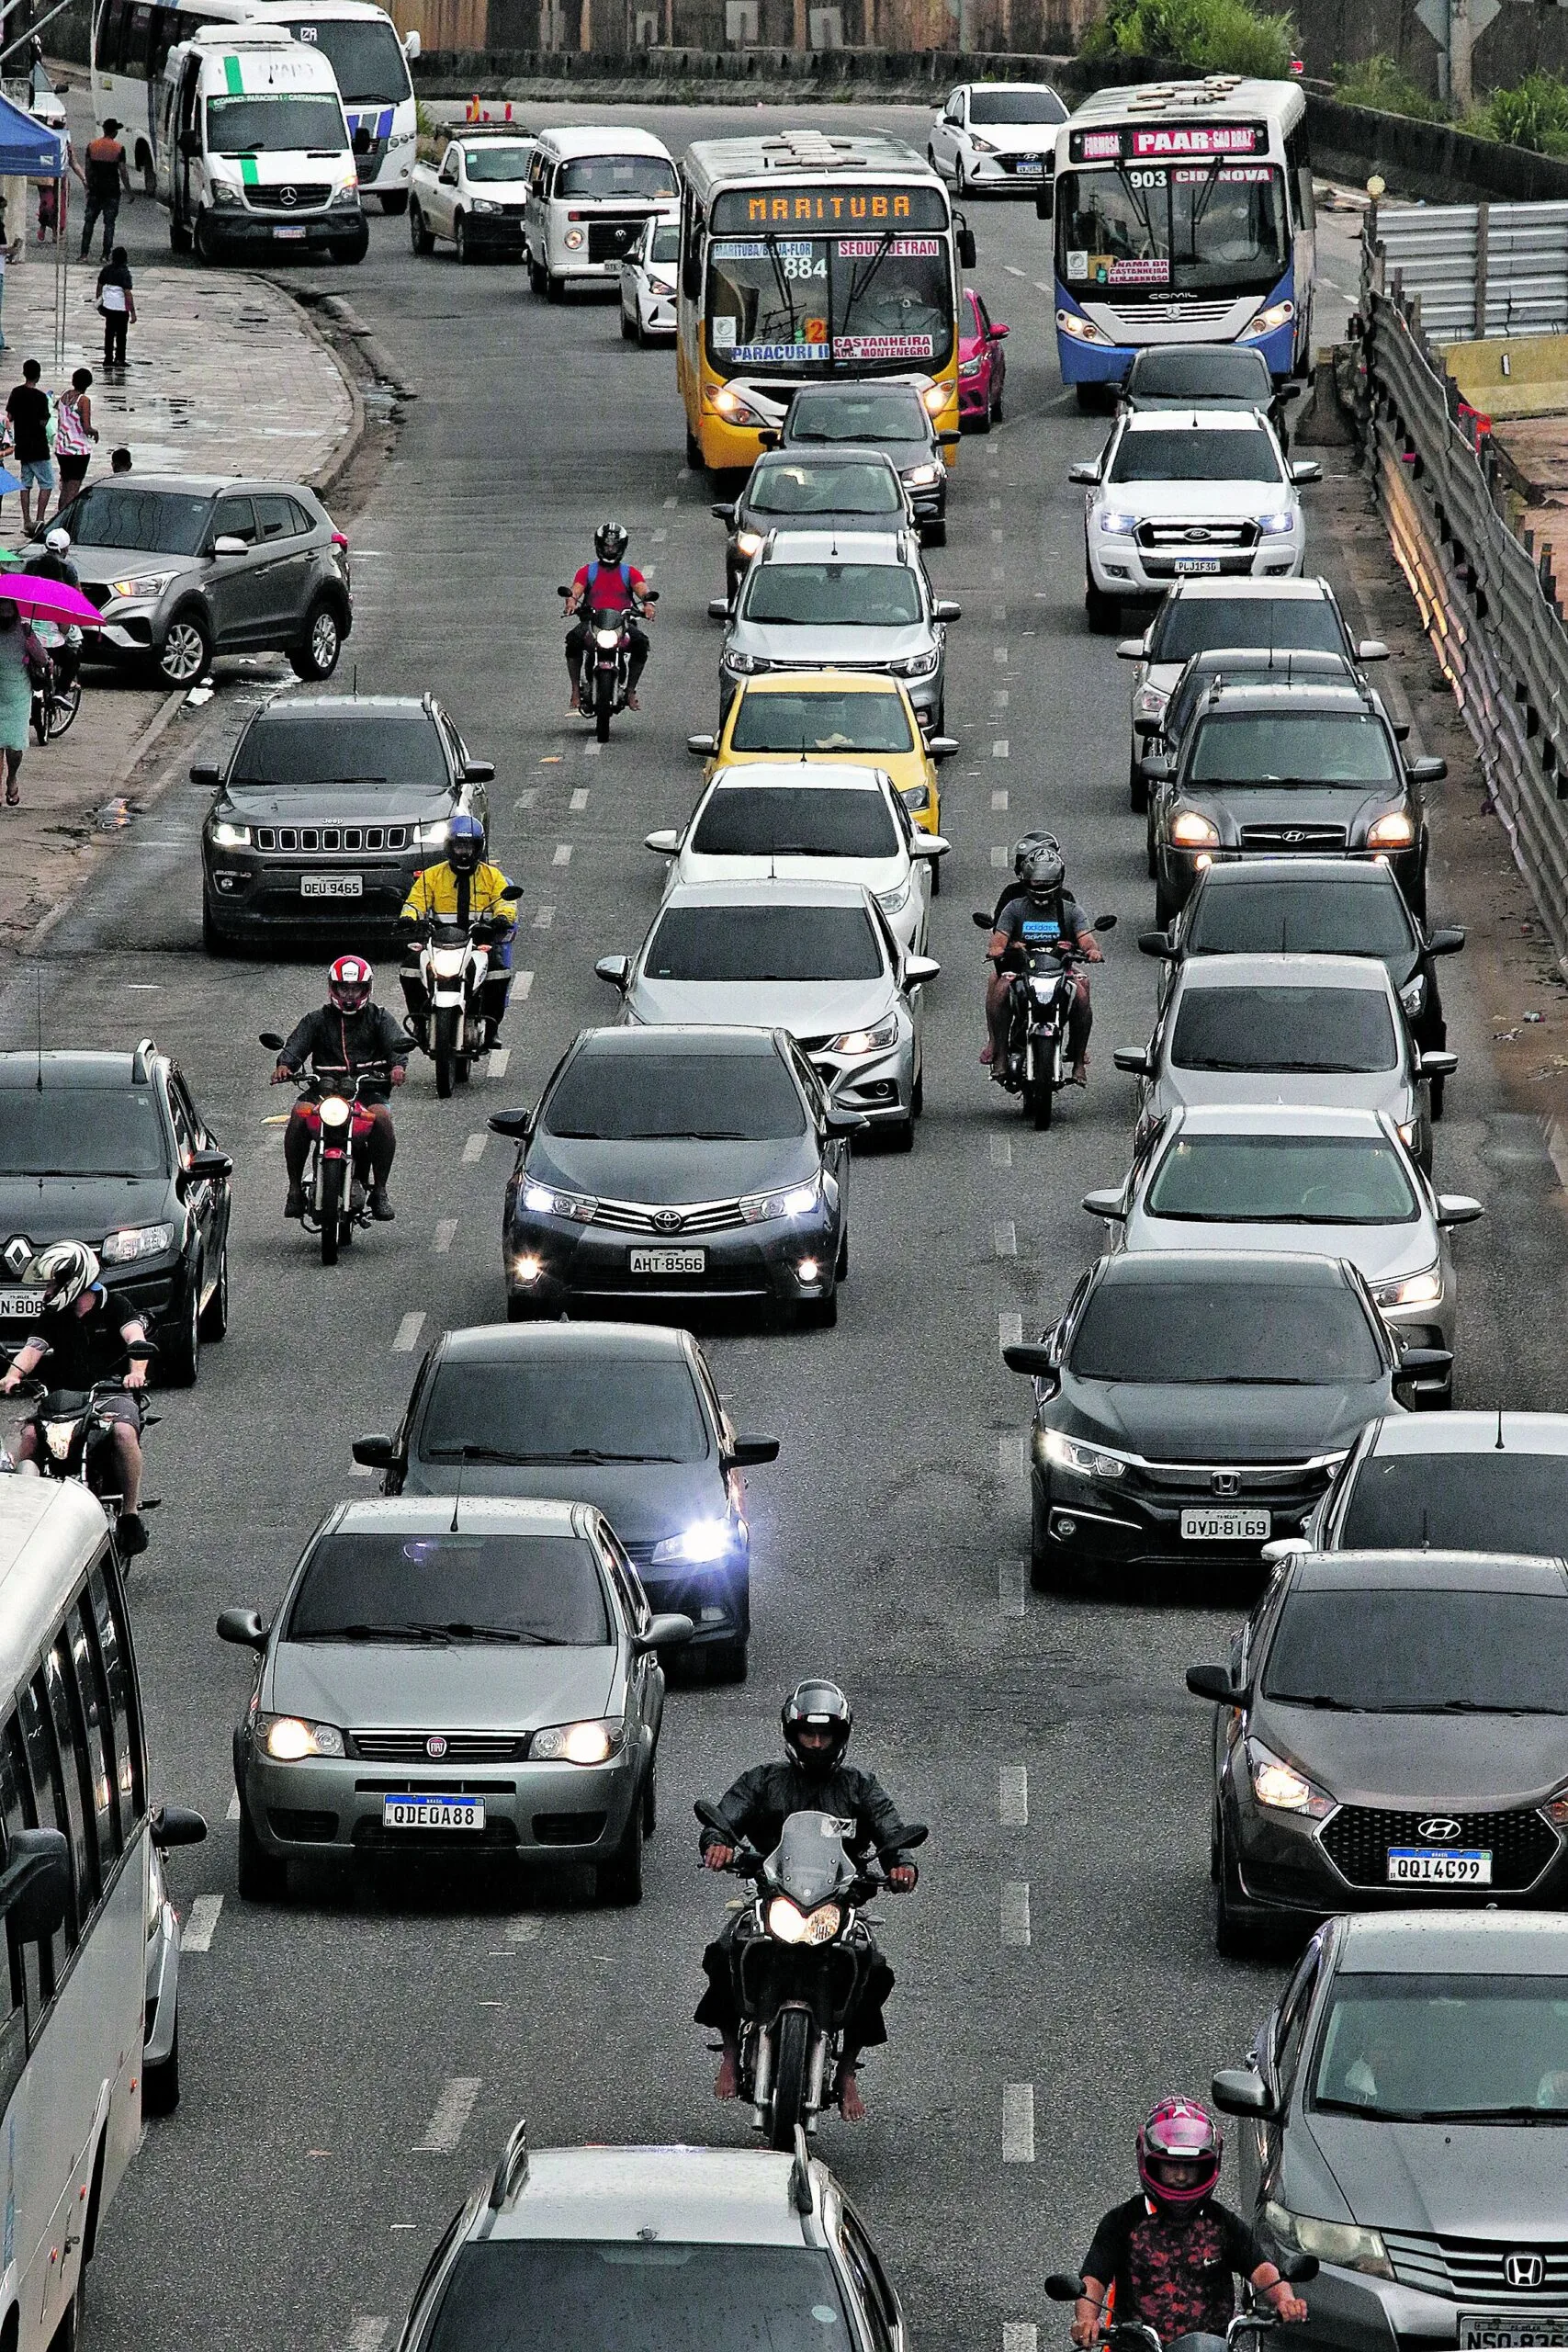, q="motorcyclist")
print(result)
[398,810,519,1051]
[0,1240,151,1554]
[1070,2098,1308,2352]
[273,955,409,1223]
[23,526,83,699]
[696,1679,919,2122]
[984,836,1102,1085]
[564,520,657,716]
